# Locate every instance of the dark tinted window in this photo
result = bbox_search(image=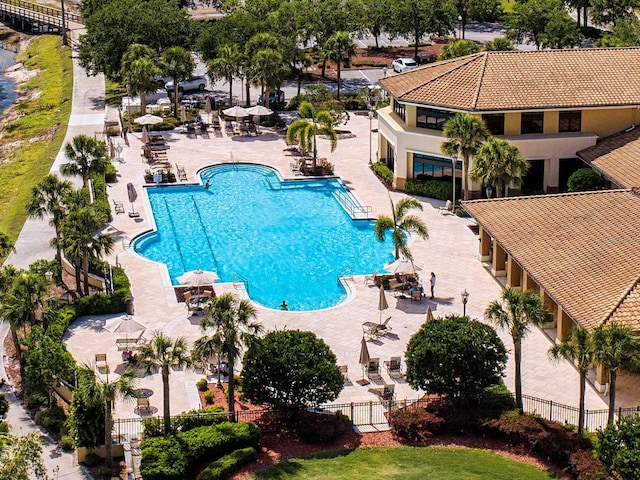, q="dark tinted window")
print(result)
[521,112,544,134]
[416,107,451,130]
[393,101,406,122]
[559,111,581,132]
[483,114,505,135]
